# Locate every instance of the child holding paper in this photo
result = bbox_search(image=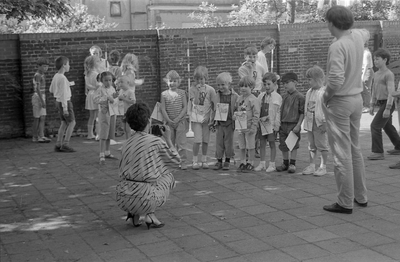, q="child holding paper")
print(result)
[160,70,188,170]
[255,73,282,173]
[302,66,328,176]
[188,66,217,170]
[276,72,305,173]
[212,72,239,170]
[235,76,260,172]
